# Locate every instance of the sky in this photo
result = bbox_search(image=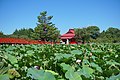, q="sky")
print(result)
[0,0,120,35]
